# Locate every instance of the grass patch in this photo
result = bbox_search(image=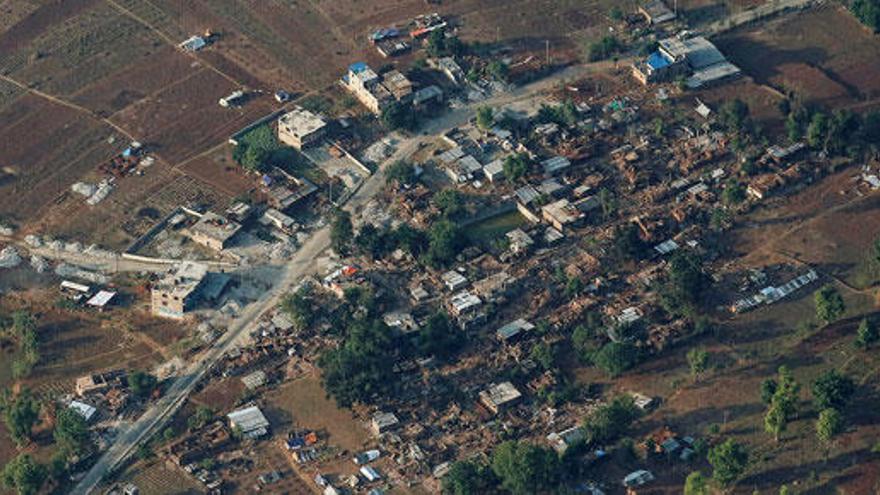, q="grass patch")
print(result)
[463,210,527,247]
